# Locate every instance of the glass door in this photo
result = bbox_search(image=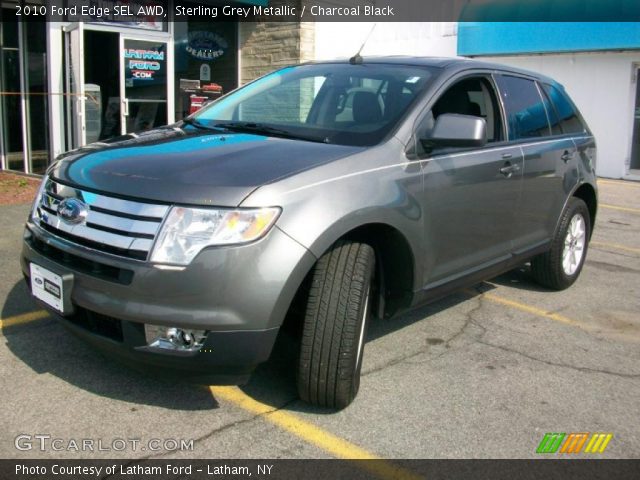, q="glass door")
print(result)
[120,37,169,135]
[0,11,26,171]
[1,12,50,173]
